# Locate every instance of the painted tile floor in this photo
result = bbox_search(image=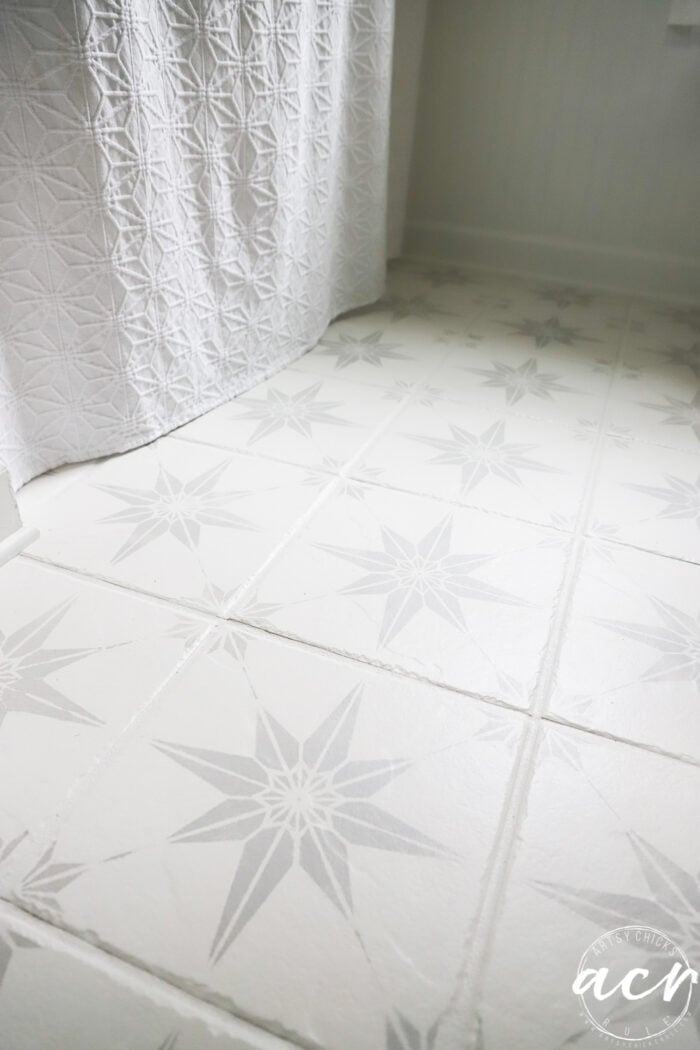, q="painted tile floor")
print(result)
[3,259,700,1049]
